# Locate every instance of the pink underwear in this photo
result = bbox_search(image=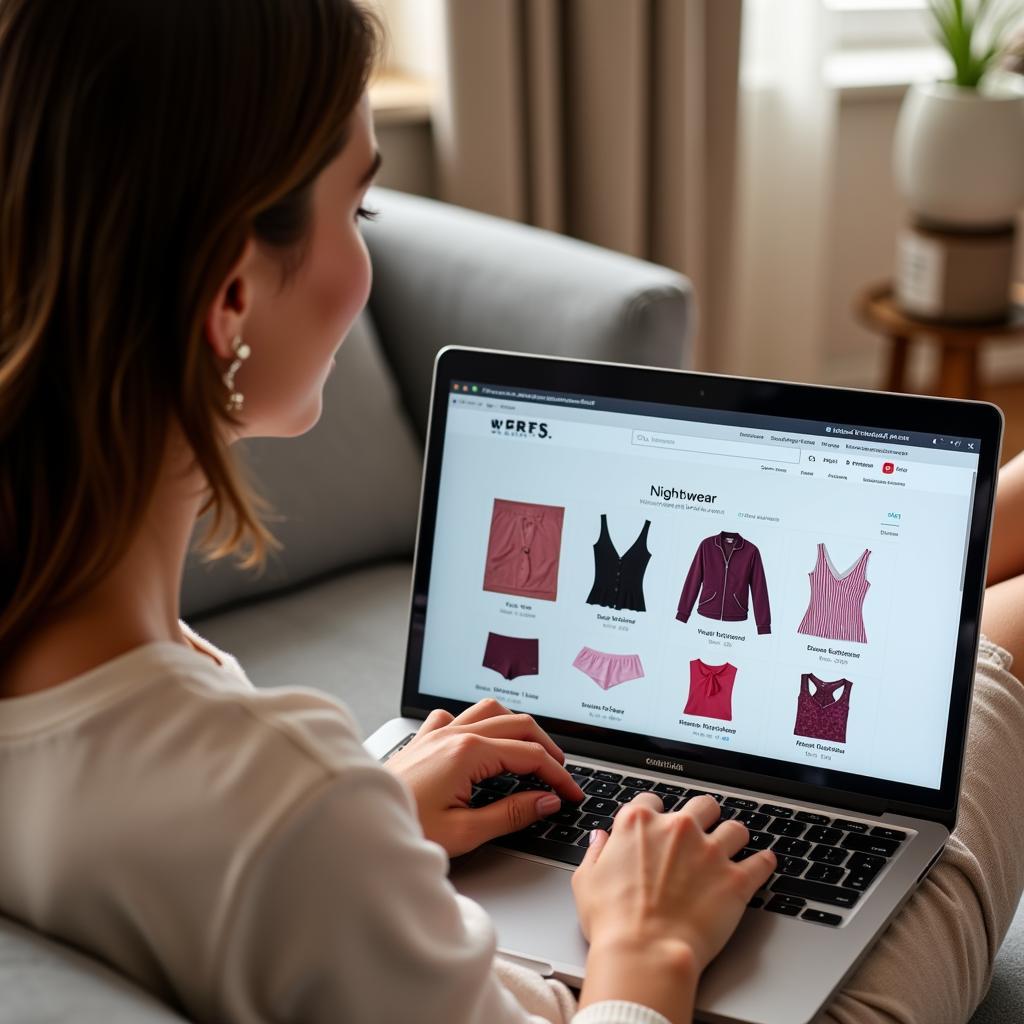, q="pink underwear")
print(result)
[572,647,645,691]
